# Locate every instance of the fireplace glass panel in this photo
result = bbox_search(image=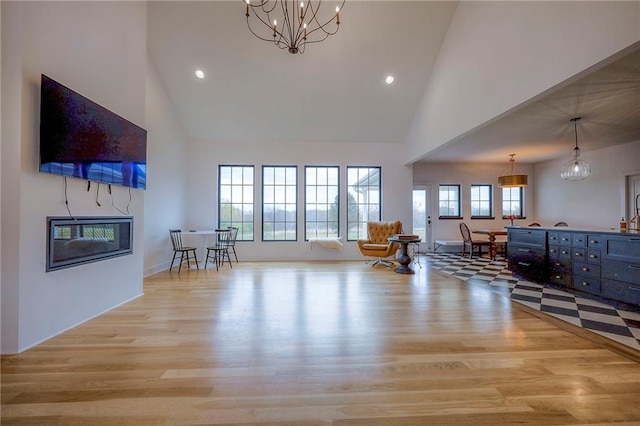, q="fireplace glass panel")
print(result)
[47,216,133,271]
